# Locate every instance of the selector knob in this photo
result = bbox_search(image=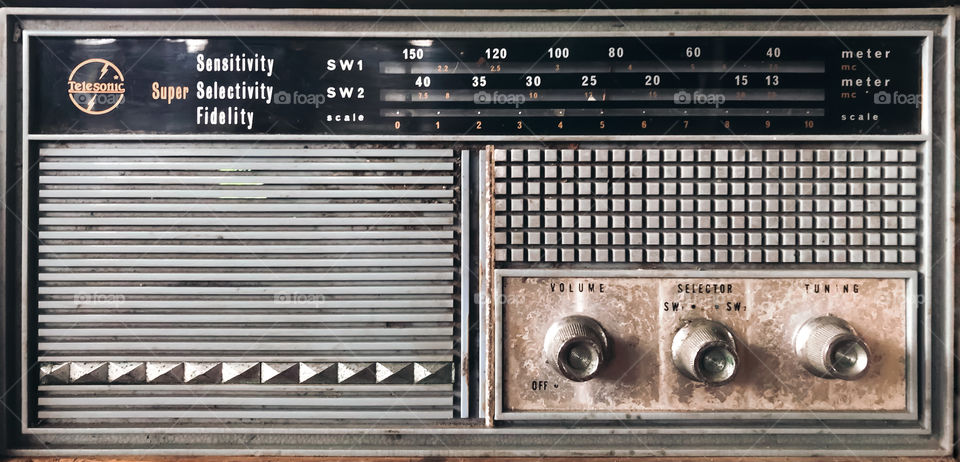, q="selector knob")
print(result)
[671,319,739,385]
[543,315,611,382]
[794,316,870,380]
